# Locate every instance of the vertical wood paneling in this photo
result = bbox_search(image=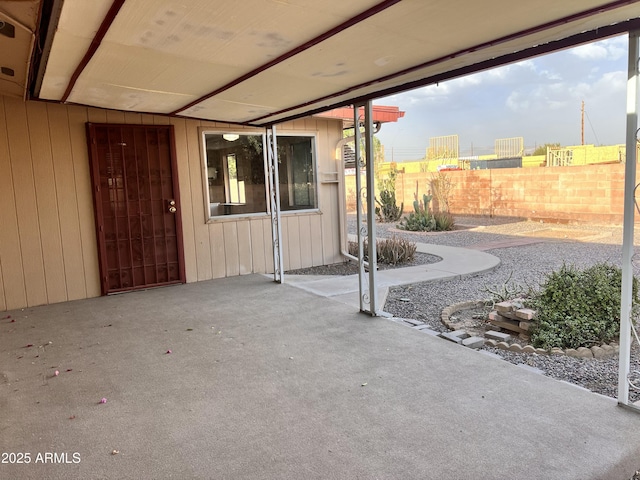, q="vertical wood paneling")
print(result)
[0,96,27,309]
[87,108,107,123]
[263,217,274,274]
[237,220,252,275]
[106,110,126,123]
[4,96,47,307]
[286,216,302,270]
[297,215,312,268]
[185,119,212,281]
[250,218,266,274]
[124,112,143,124]
[70,106,101,297]
[170,117,198,283]
[26,101,67,304]
[208,222,226,279]
[47,103,87,300]
[280,216,290,271]
[223,222,239,276]
[309,214,324,266]
[0,258,5,311]
[304,118,318,130]
[0,98,344,311]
